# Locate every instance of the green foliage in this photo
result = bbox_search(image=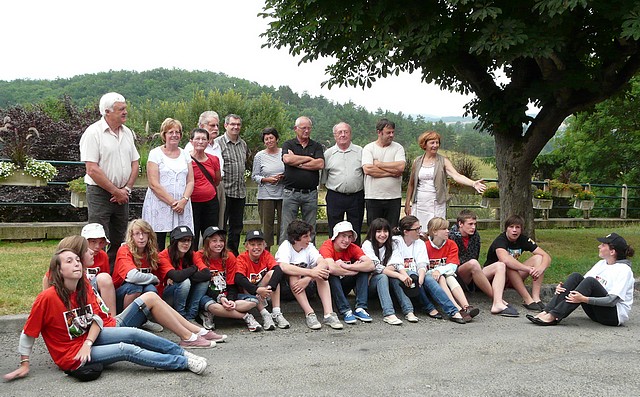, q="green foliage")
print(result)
[575,190,596,200]
[24,158,57,182]
[546,76,640,186]
[67,176,86,193]
[483,186,500,198]
[533,189,552,200]
[549,180,582,193]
